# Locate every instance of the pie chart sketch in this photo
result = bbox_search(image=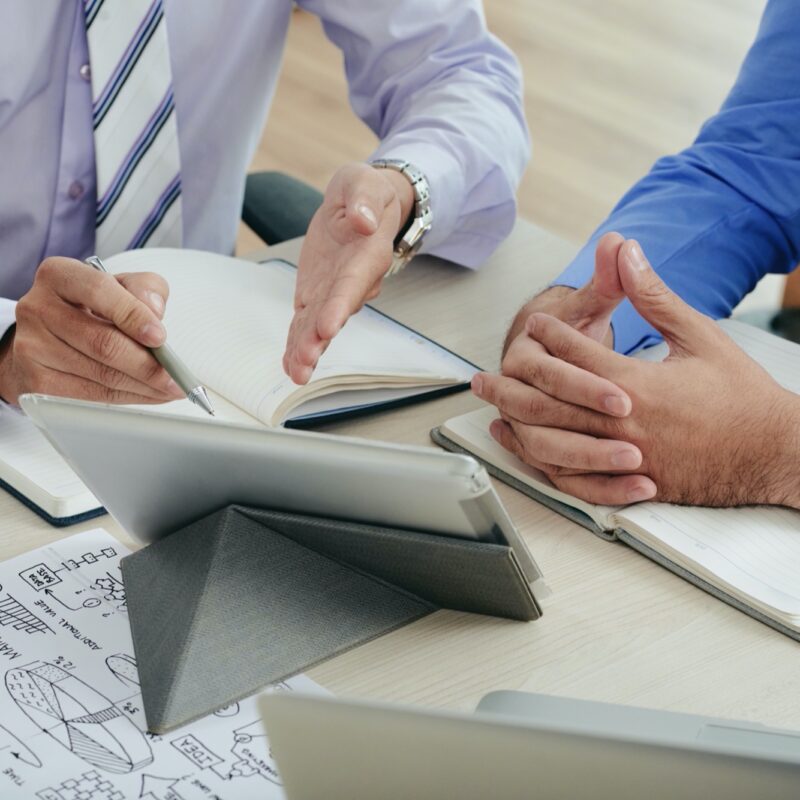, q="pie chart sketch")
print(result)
[5,661,152,774]
[0,722,41,768]
[106,654,140,688]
